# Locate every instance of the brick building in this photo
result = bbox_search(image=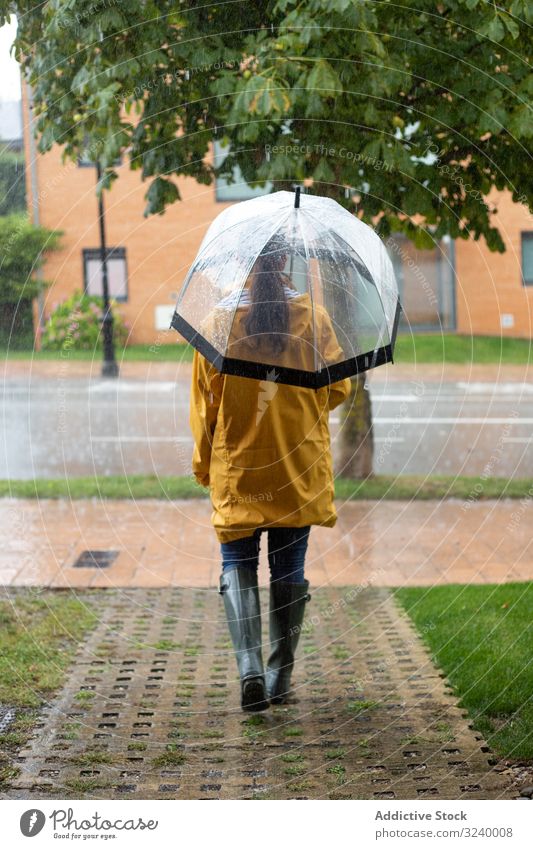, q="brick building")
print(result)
[22,89,533,346]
